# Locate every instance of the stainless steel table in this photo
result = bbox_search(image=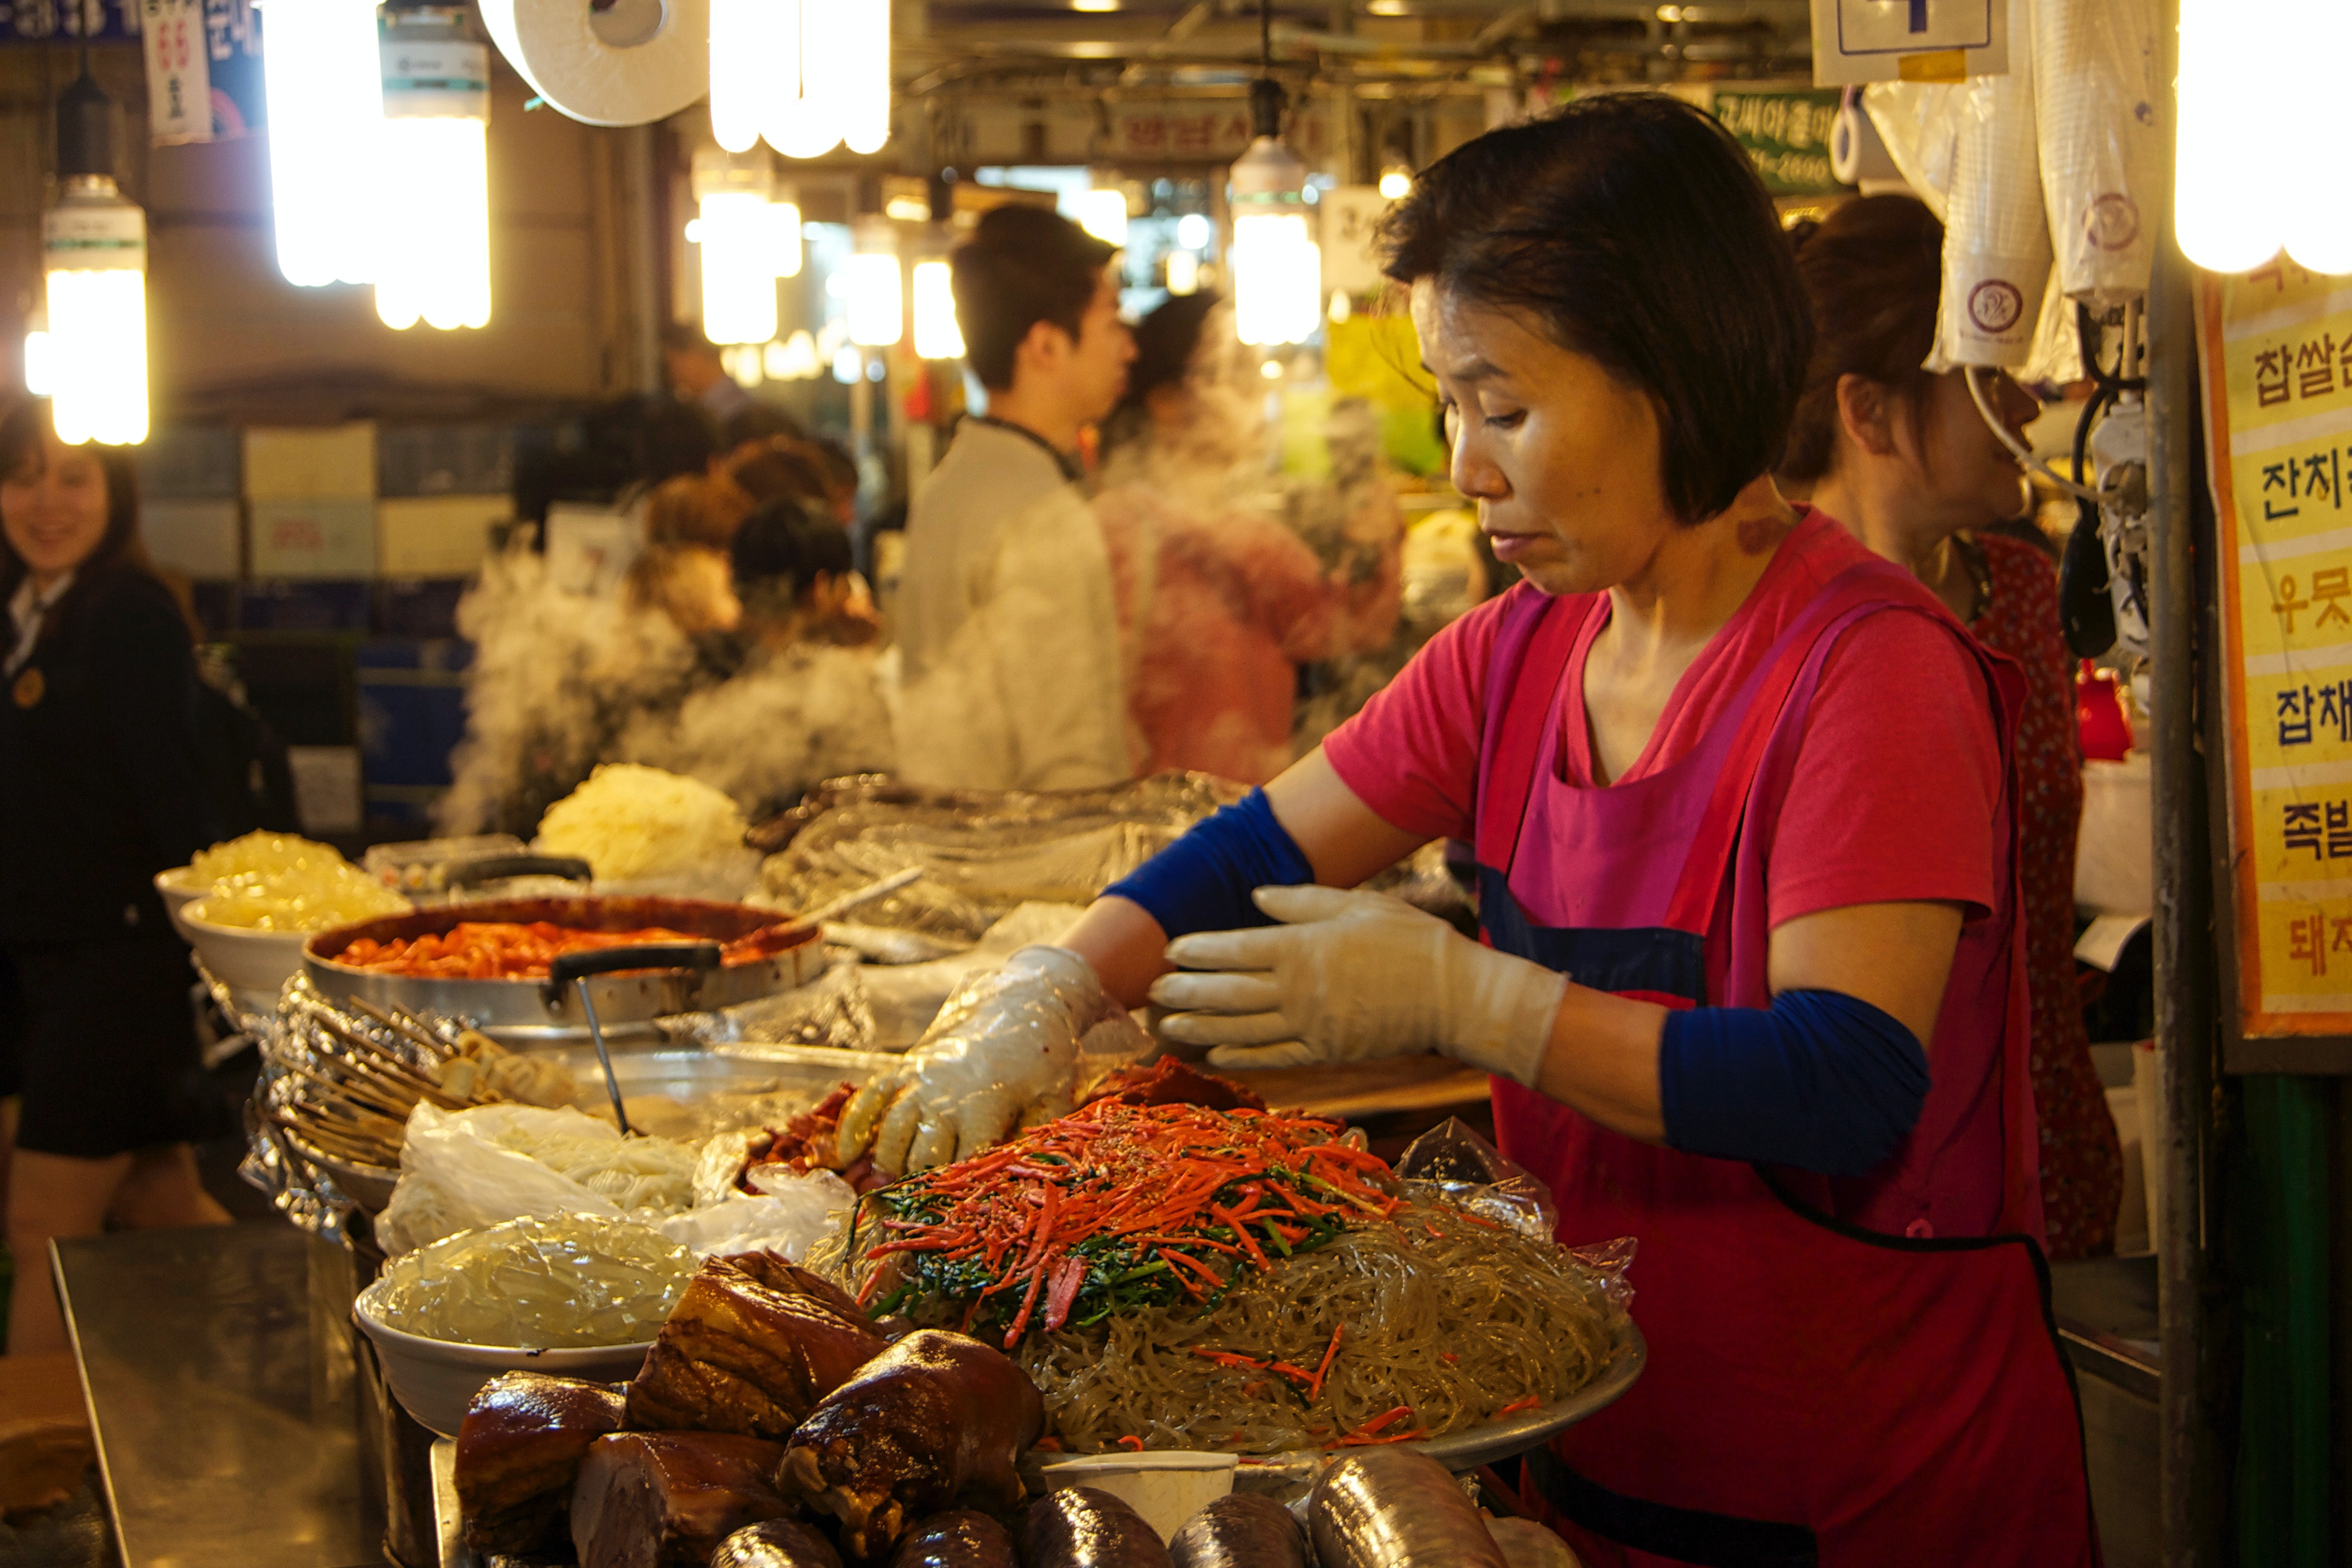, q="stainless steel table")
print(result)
[55,1224,384,1568]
